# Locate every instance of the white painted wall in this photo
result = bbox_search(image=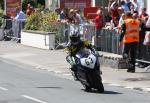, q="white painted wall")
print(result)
[21,31,55,50]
